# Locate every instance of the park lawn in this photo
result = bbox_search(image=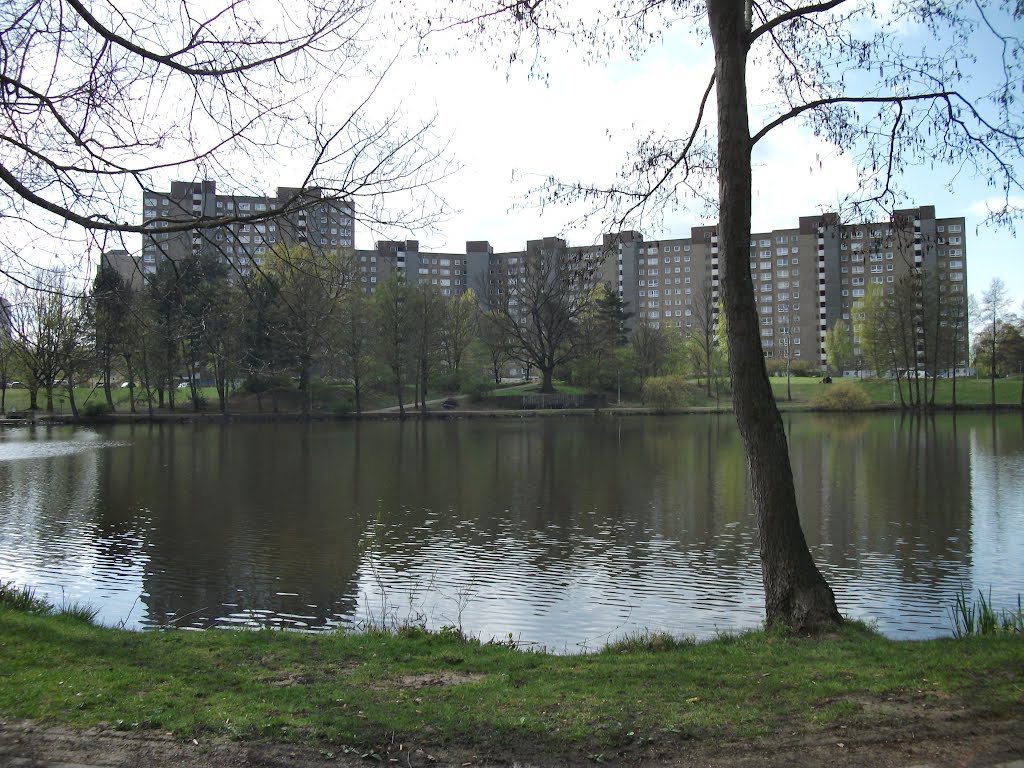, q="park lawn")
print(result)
[856,376,1023,407]
[0,607,1020,762]
[767,375,1024,409]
